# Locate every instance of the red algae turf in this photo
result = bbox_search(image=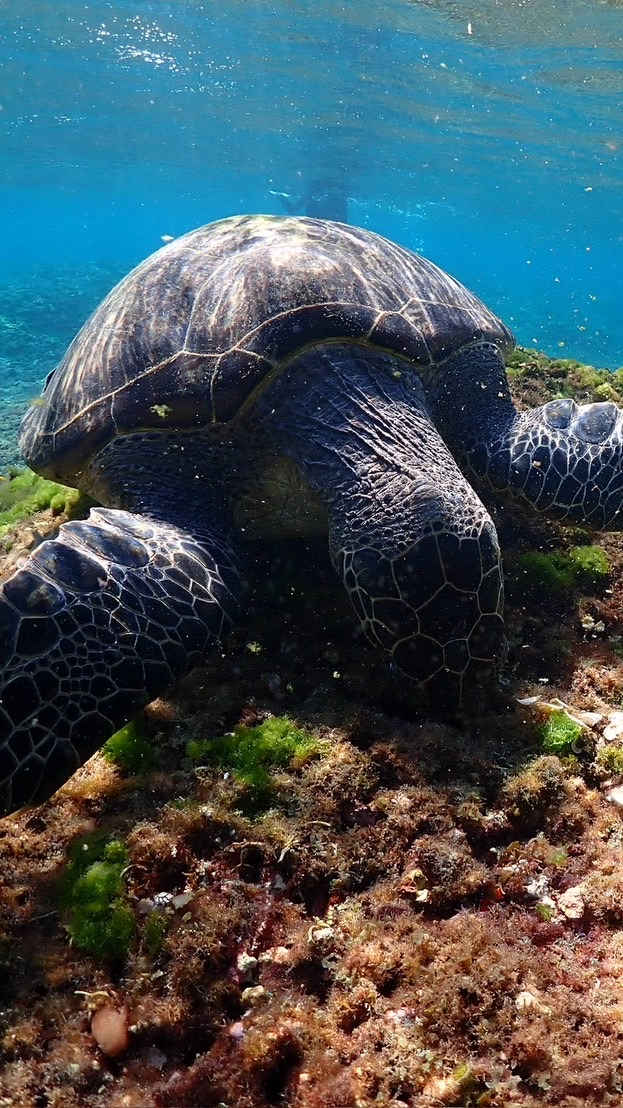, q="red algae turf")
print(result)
[4,354,623,1106]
